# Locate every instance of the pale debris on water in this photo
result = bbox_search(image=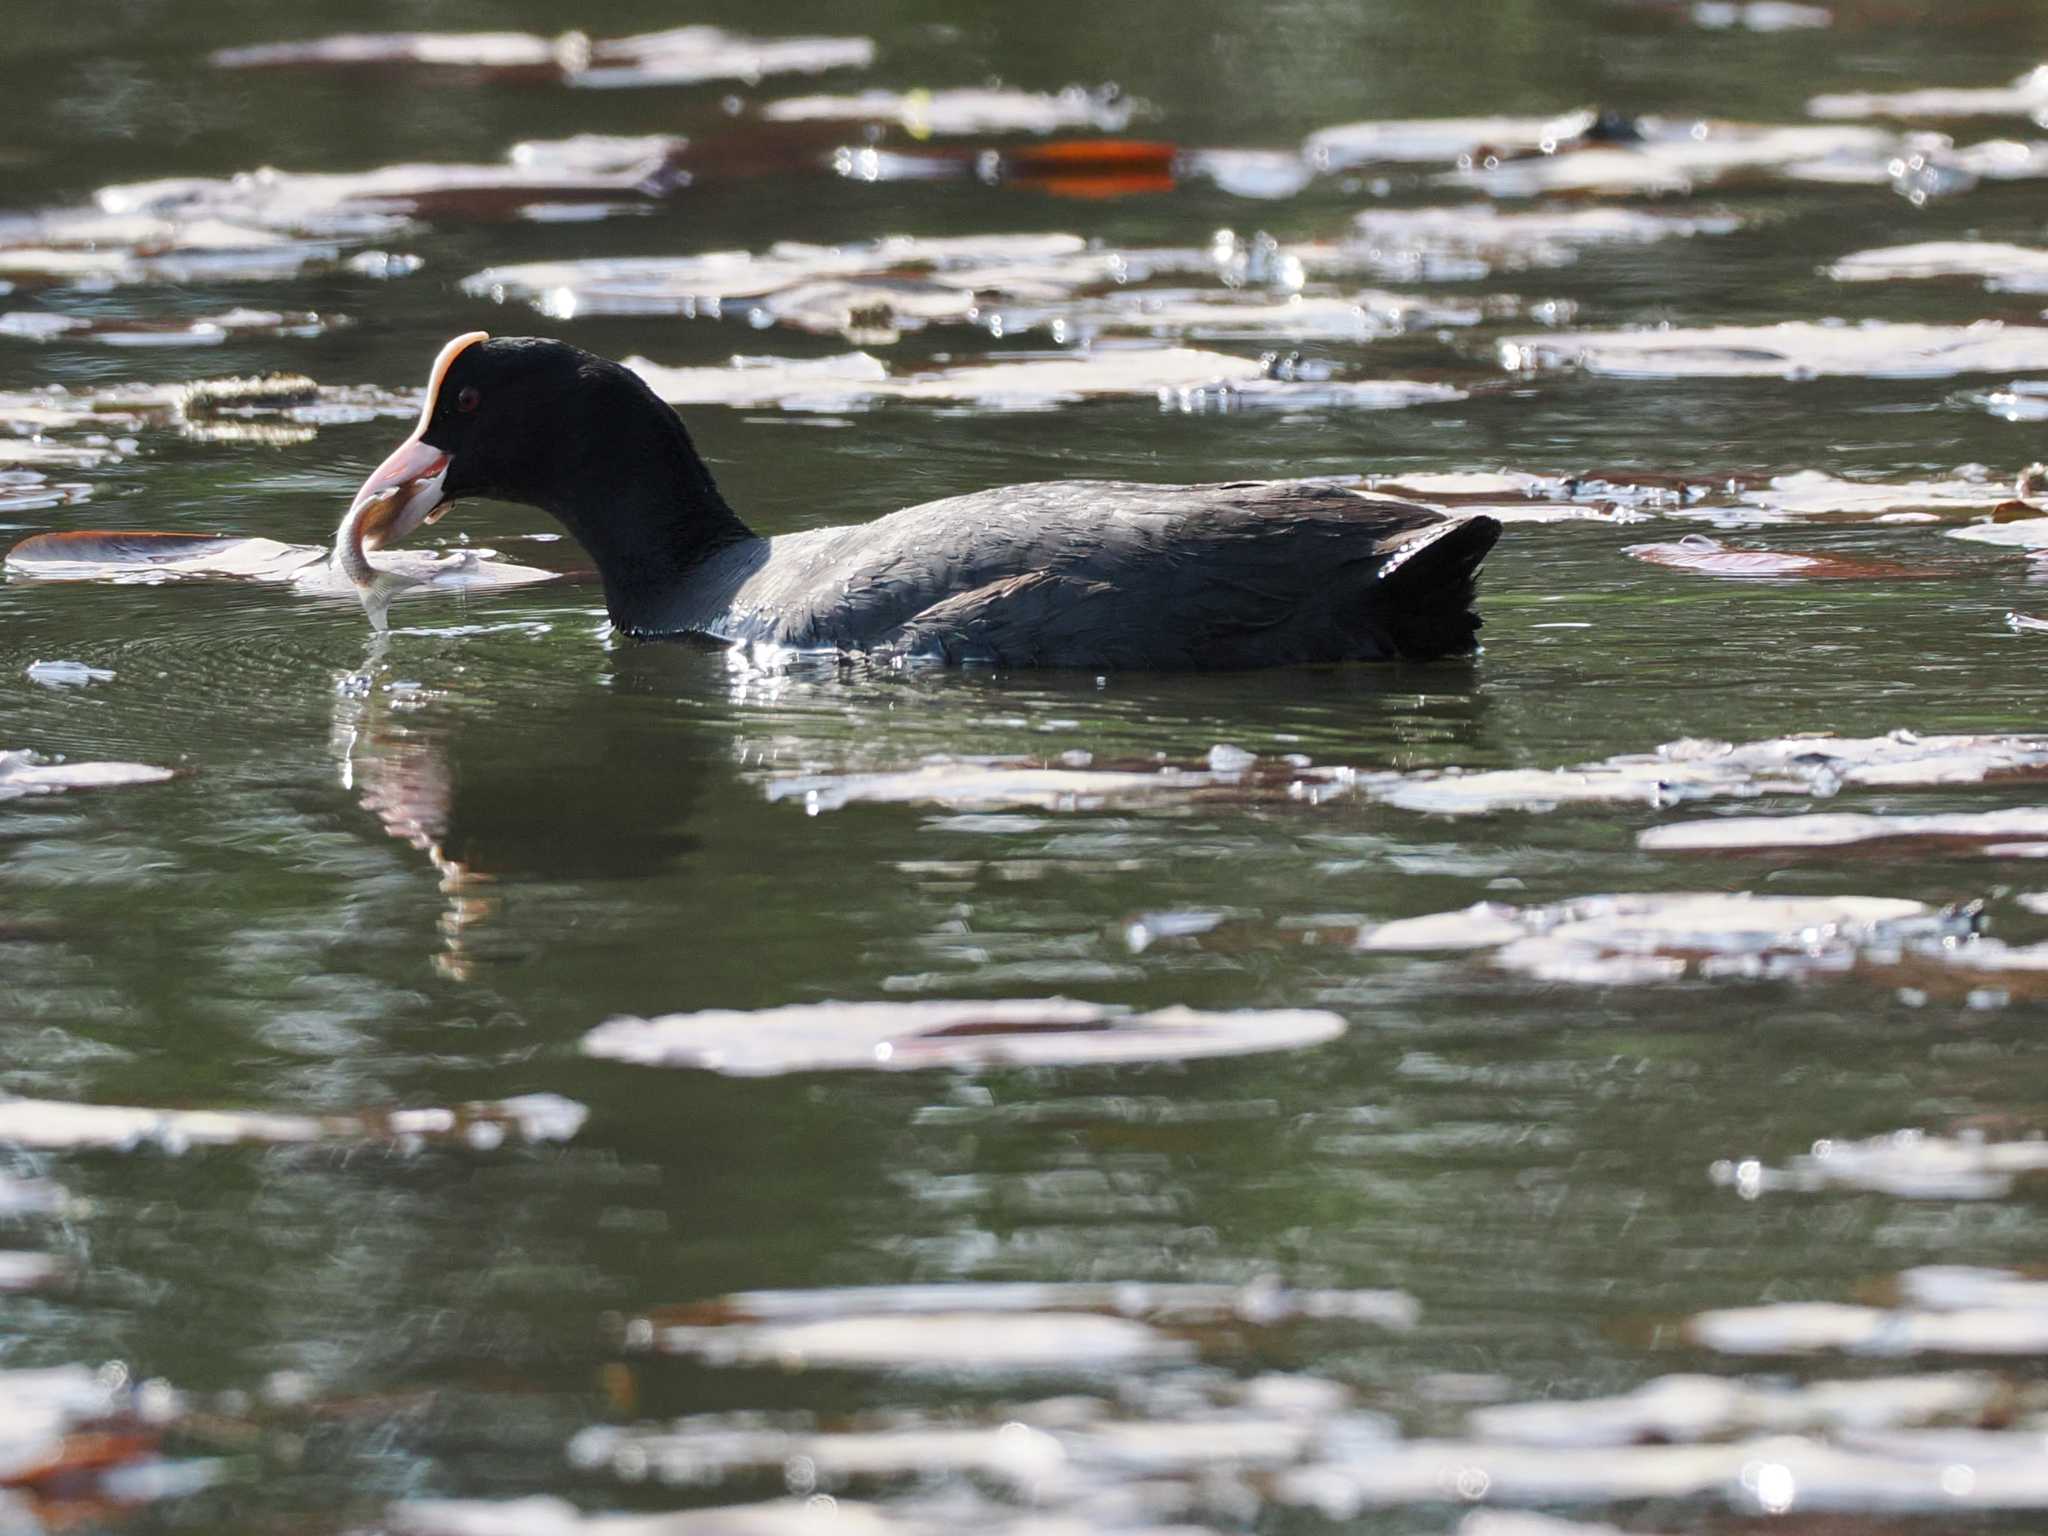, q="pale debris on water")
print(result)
[0,1361,197,1503]
[211,26,875,90]
[0,306,339,345]
[1953,515,2048,549]
[1347,203,1741,278]
[1809,63,2048,121]
[1828,240,2048,292]
[1276,1428,2048,1515]
[5,528,557,604]
[627,348,1462,414]
[469,227,1536,347]
[0,1091,586,1153]
[0,1250,64,1292]
[1689,1280,2048,1357]
[1304,109,1608,169]
[1357,465,2013,527]
[0,372,418,461]
[1469,1369,1999,1447]
[763,85,1138,136]
[1622,534,1922,580]
[651,1278,1418,1330]
[87,136,680,247]
[1639,806,2048,850]
[387,1494,1208,1536]
[0,470,92,514]
[1358,892,1950,987]
[761,748,1363,811]
[582,998,1346,1075]
[1749,468,2016,519]
[1971,380,2048,424]
[465,233,1092,323]
[0,749,172,799]
[24,659,113,688]
[1371,730,2048,815]
[1691,2,1831,30]
[646,1310,1185,1374]
[622,1278,1414,1373]
[1711,1128,2048,1199]
[1437,121,1896,198]
[1502,320,2048,379]
[565,1372,1376,1507]
[0,208,361,288]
